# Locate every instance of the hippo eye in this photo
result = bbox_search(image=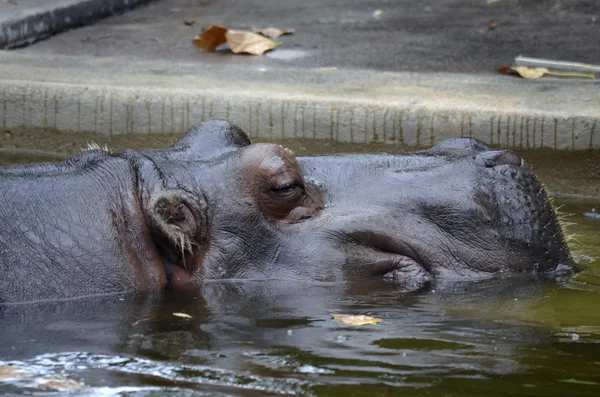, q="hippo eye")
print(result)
[262,181,306,220]
[269,183,304,199]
